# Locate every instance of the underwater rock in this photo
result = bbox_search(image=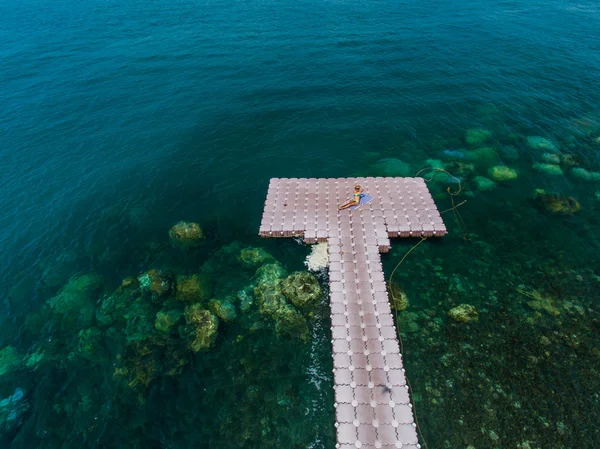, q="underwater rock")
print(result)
[273,304,310,341]
[155,309,183,333]
[560,153,579,167]
[46,272,104,329]
[541,153,561,164]
[570,167,600,182]
[305,242,329,272]
[533,190,581,215]
[533,163,564,176]
[175,273,212,302]
[0,388,29,435]
[464,147,499,168]
[448,304,479,323]
[425,159,445,170]
[75,327,104,360]
[123,297,157,344]
[397,312,419,333]
[255,262,287,286]
[488,165,518,182]
[180,304,219,352]
[371,158,412,177]
[254,281,309,340]
[237,287,255,312]
[96,277,140,326]
[473,176,496,192]
[239,247,275,268]
[443,161,475,177]
[254,282,288,316]
[387,282,409,311]
[499,145,520,162]
[526,136,559,153]
[138,269,174,302]
[281,272,323,310]
[114,340,161,390]
[169,221,205,248]
[208,298,237,322]
[0,346,21,377]
[465,128,492,147]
